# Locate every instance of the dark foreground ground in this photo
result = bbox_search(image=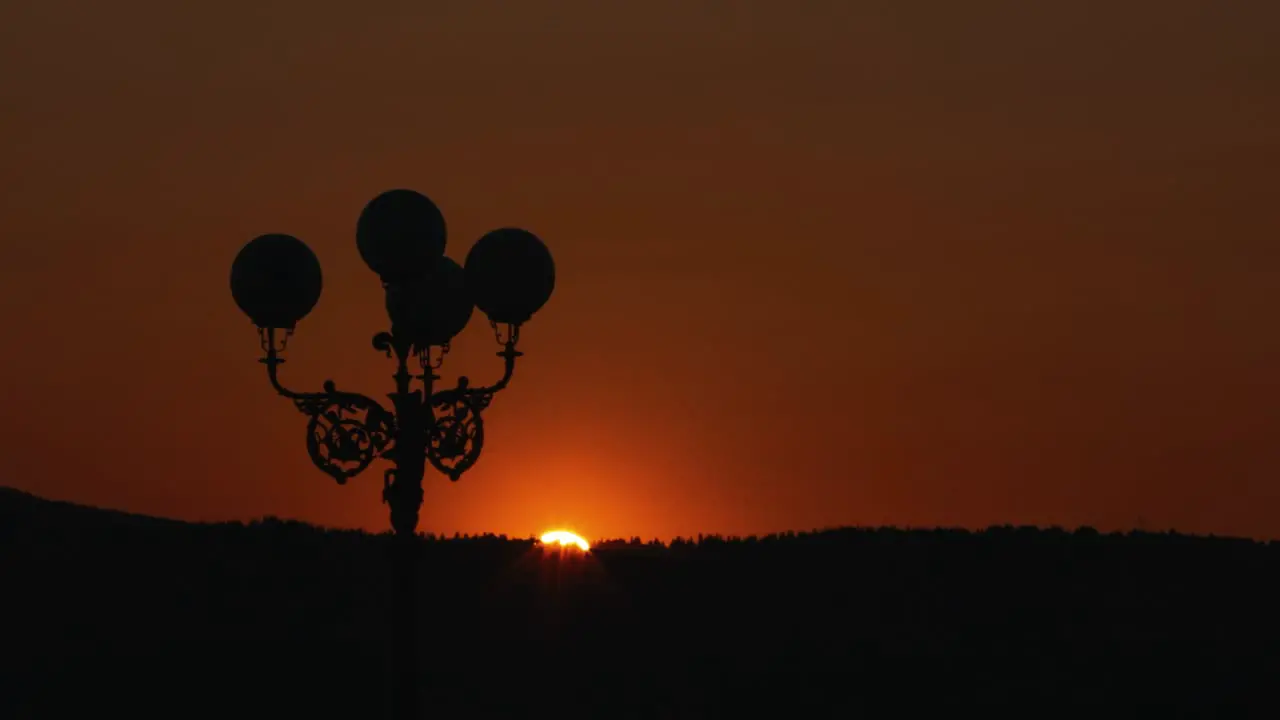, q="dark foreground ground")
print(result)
[3,487,1278,717]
